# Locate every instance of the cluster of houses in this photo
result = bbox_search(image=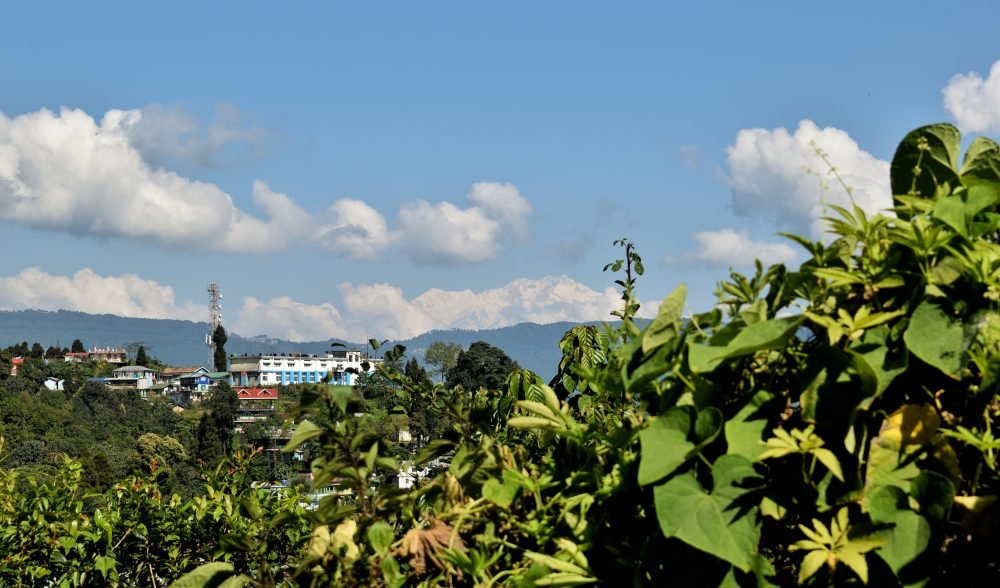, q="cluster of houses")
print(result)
[6,344,433,489]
